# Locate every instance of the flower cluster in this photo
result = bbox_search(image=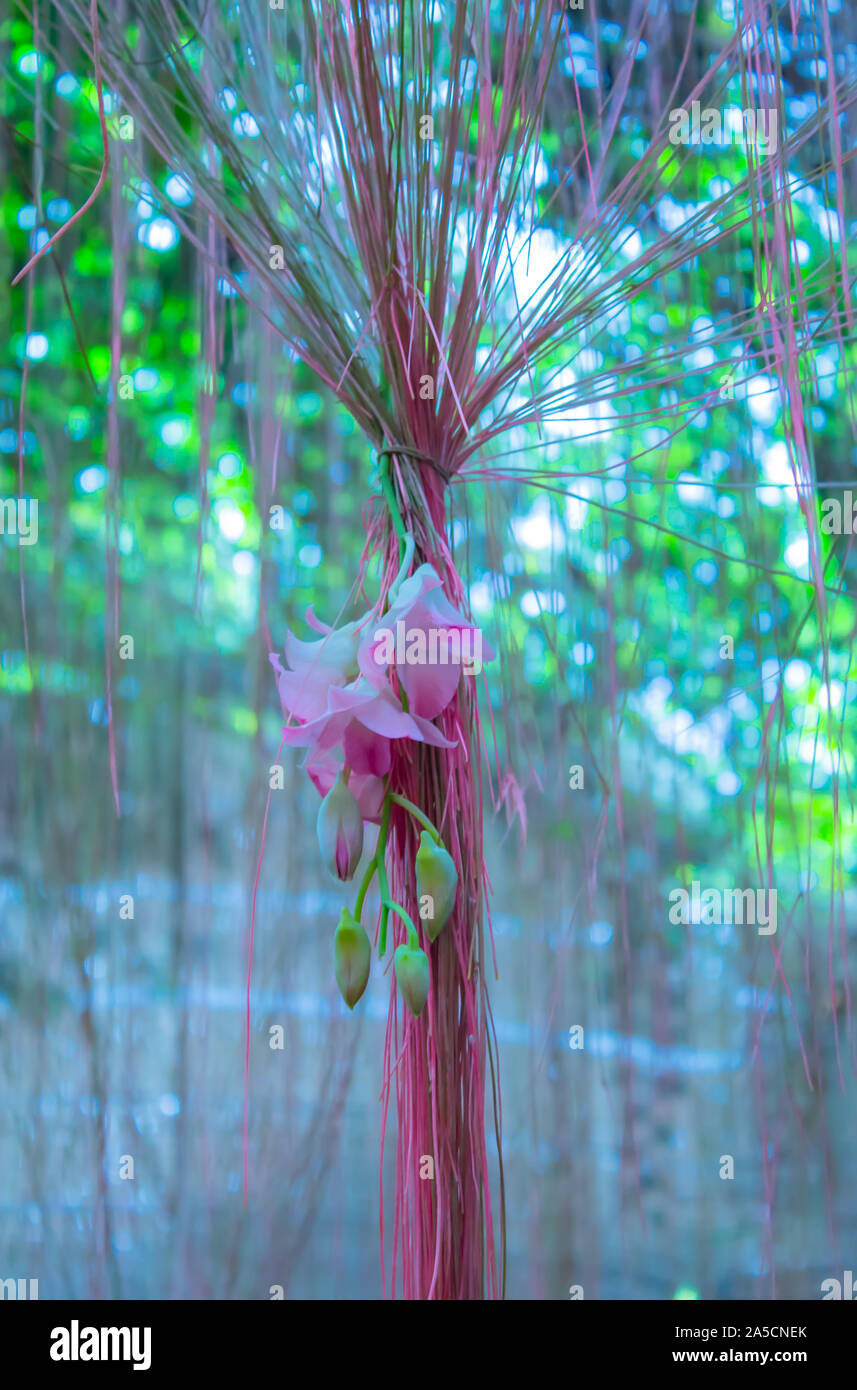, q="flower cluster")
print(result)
[271,560,490,1016]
